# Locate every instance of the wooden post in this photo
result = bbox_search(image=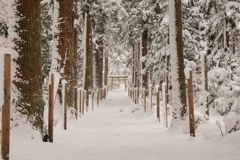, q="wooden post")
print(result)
[124,78,126,91]
[137,88,139,104]
[79,89,82,117]
[149,85,153,109]
[97,89,100,106]
[143,89,146,112]
[187,70,195,137]
[102,87,105,99]
[163,83,168,128]
[100,88,102,101]
[104,87,107,98]
[204,55,209,116]
[111,77,113,91]
[81,90,85,115]
[92,91,94,110]
[85,90,88,112]
[1,54,11,160]
[156,86,160,122]
[74,88,78,119]
[48,73,54,143]
[129,88,131,99]
[63,83,67,130]
[134,88,137,104]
